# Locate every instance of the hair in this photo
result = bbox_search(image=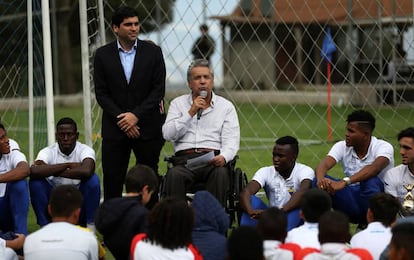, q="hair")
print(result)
[369,193,400,227]
[200,24,208,31]
[346,110,375,132]
[0,123,5,131]
[125,164,159,193]
[146,197,194,250]
[318,210,350,244]
[228,226,263,260]
[49,185,83,218]
[390,222,414,258]
[186,59,214,82]
[398,127,414,141]
[257,207,287,241]
[275,135,299,156]
[111,6,138,27]
[56,117,77,131]
[300,189,332,223]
